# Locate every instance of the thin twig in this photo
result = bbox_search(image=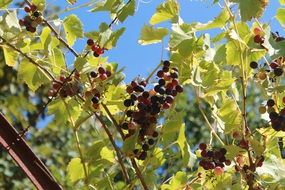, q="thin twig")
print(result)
[62,99,89,186]
[130,158,149,190]
[94,113,131,185]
